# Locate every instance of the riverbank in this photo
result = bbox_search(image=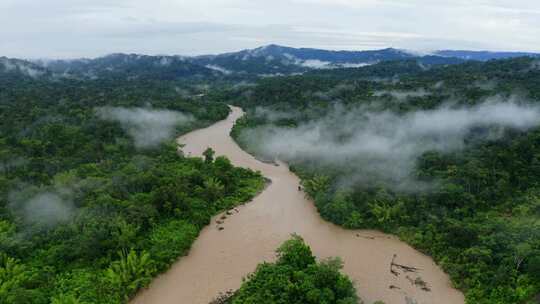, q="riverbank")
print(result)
[132,106,464,304]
